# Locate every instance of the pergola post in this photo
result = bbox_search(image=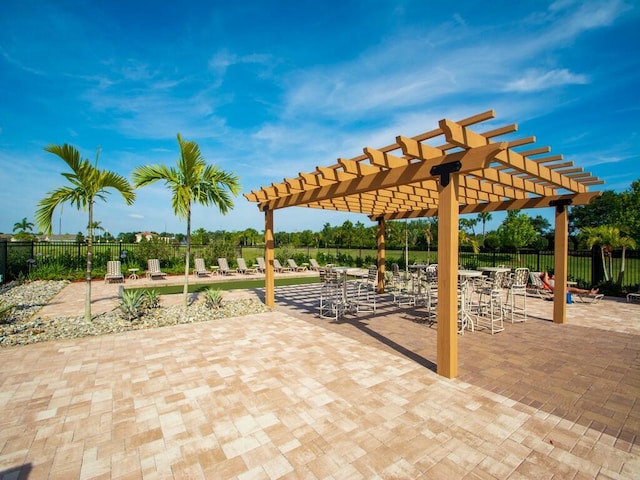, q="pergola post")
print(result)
[264,208,275,308]
[436,173,460,378]
[553,203,569,324]
[377,218,386,294]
